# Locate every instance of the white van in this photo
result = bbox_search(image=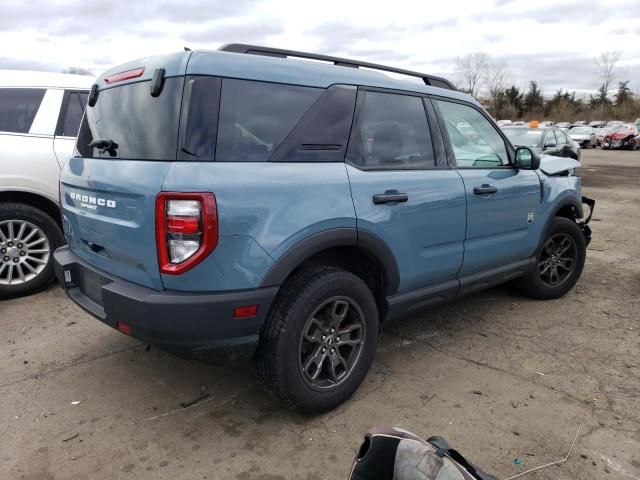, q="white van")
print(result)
[0,70,93,298]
